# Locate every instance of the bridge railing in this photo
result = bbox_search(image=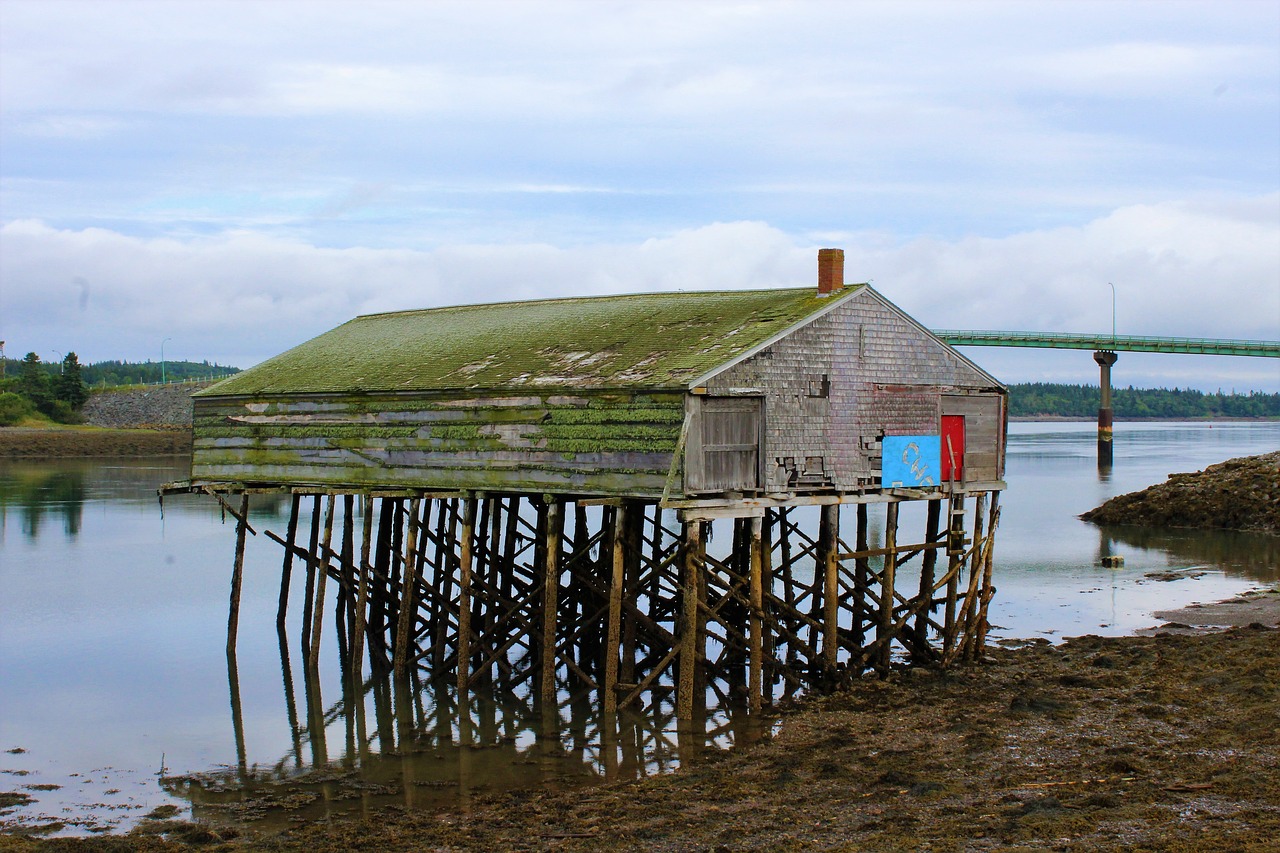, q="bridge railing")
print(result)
[931,331,1280,358]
